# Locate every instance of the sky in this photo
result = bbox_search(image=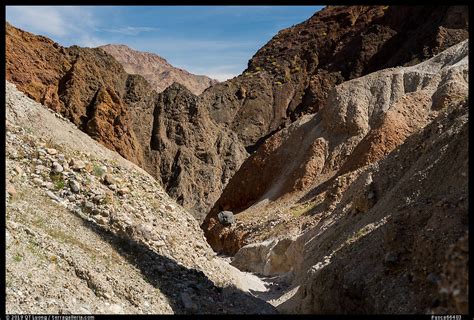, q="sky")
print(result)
[6,6,323,81]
